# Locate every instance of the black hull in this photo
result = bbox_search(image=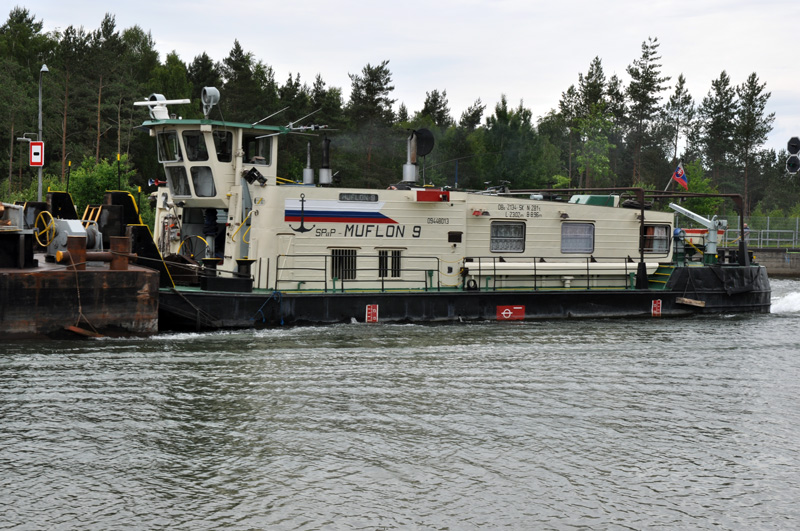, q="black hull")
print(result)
[158,265,771,331]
